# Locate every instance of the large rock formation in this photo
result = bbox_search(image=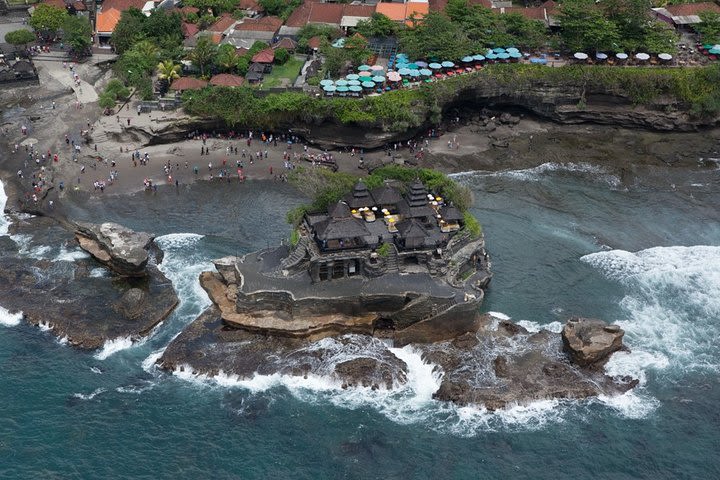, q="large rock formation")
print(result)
[561,317,625,368]
[74,222,154,277]
[424,318,637,410]
[0,217,178,349]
